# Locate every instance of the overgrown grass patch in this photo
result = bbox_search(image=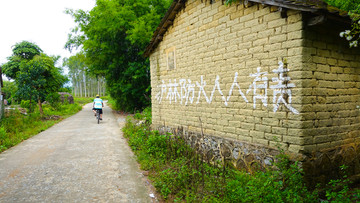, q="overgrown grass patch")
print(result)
[103,96,117,110]
[74,97,94,105]
[123,108,360,202]
[74,96,111,107]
